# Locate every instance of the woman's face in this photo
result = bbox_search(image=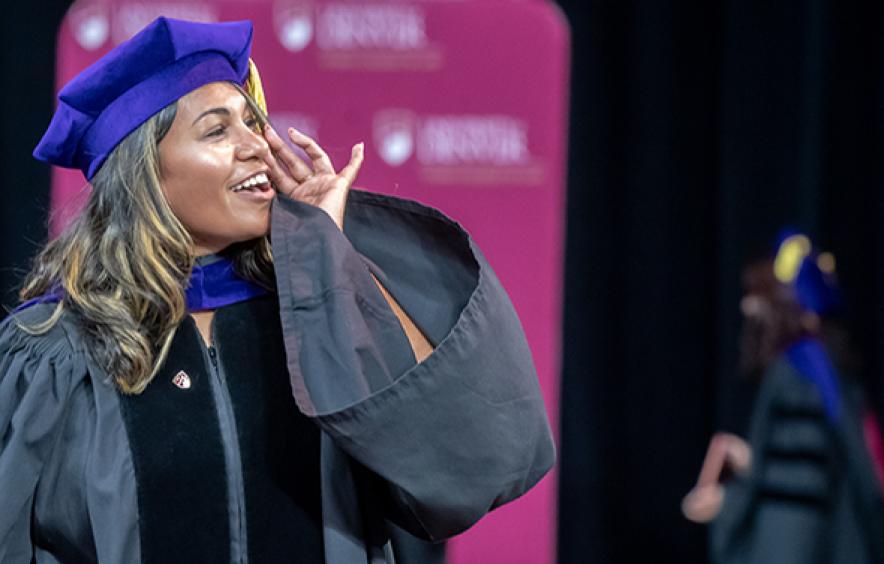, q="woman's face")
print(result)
[158,82,273,256]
